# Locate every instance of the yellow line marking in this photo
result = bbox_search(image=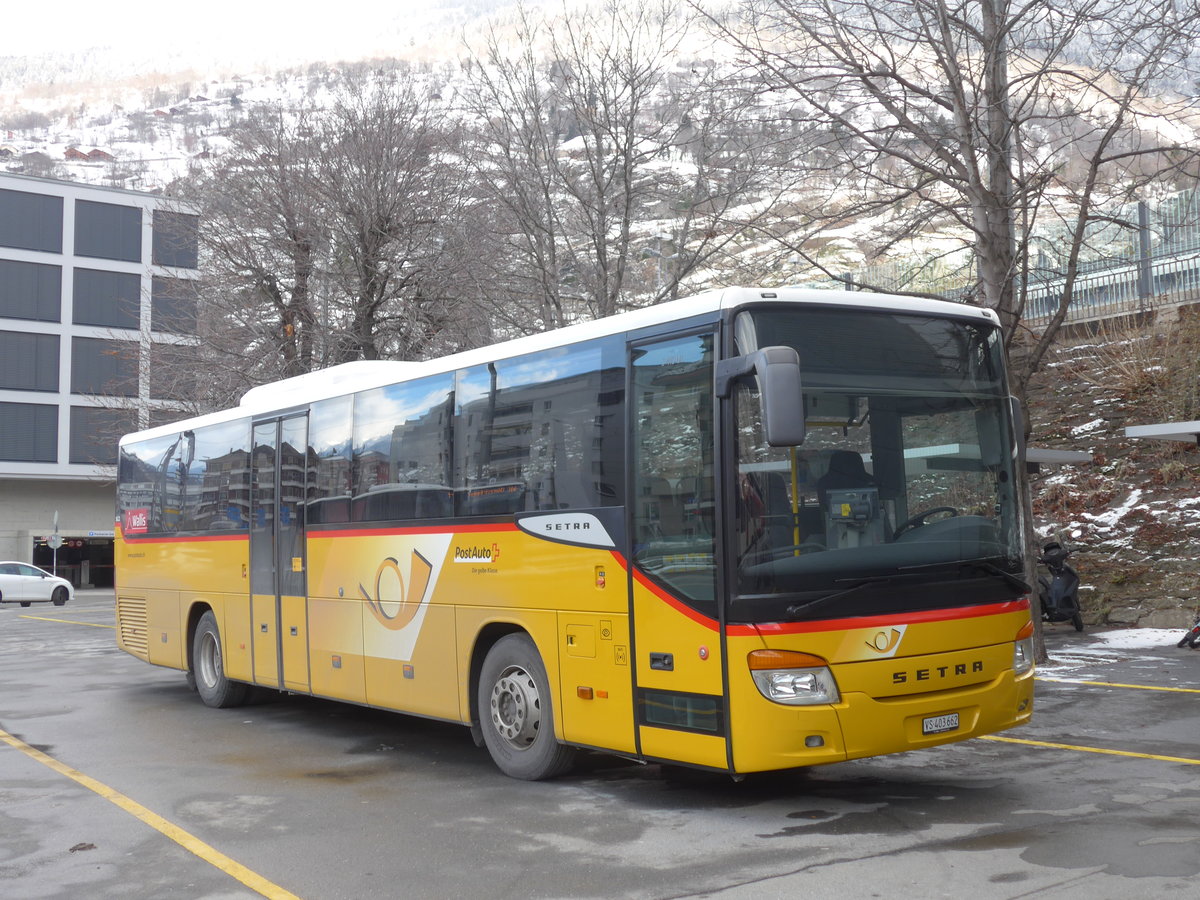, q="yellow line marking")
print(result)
[0,727,301,899]
[18,615,114,629]
[982,735,1200,766]
[1037,676,1200,694]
